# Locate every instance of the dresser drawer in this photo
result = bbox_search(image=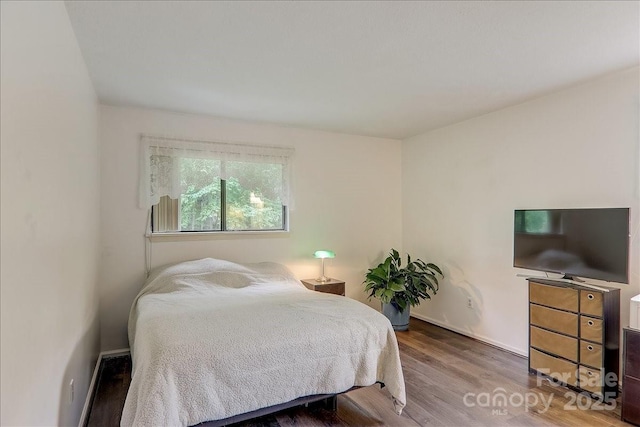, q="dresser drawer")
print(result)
[580,316,603,343]
[530,326,577,362]
[578,366,604,396]
[530,348,578,386]
[579,341,602,368]
[530,282,579,312]
[580,290,603,317]
[530,304,578,336]
[624,328,640,379]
